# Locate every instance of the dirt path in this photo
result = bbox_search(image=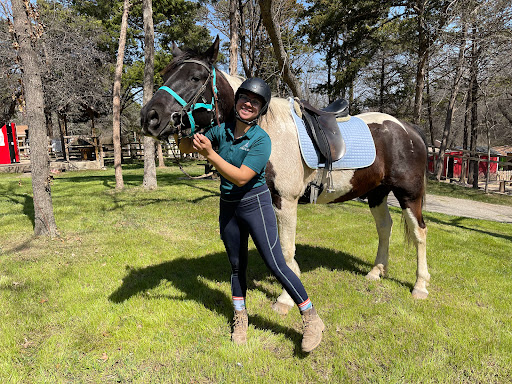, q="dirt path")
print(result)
[386,194,512,223]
